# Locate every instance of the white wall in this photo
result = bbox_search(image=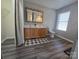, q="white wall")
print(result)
[1,0,15,42]
[24,1,56,33]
